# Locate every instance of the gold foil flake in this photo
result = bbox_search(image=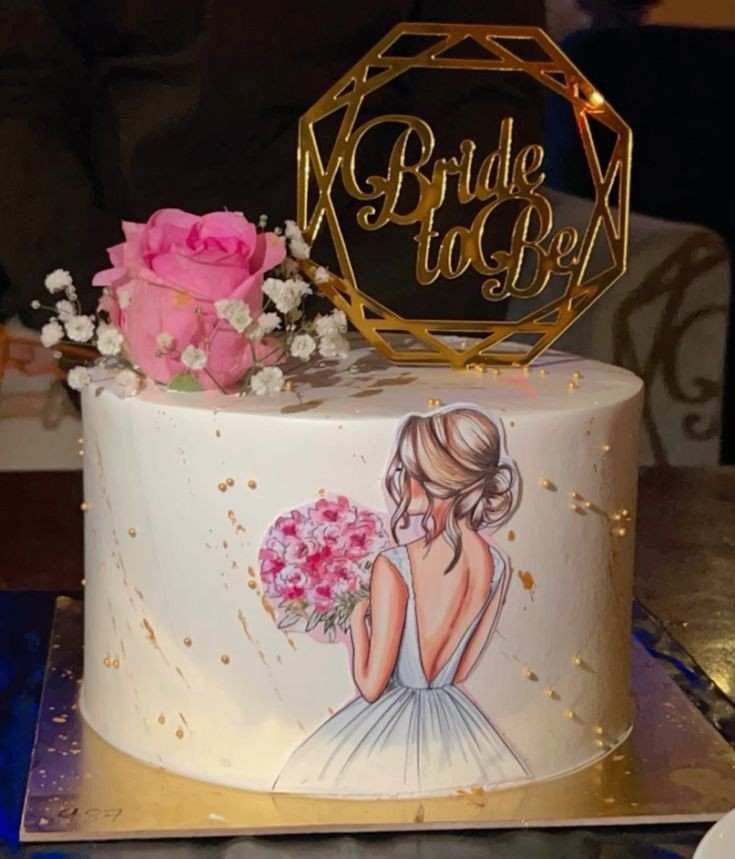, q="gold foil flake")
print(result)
[602,443,612,453]
[220,654,231,665]
[540,478,557,491]
[103,657,112,668]
[247,480,257,490]
[569,503,584,514]
[523,667,537,681]
[128,528,137,538]
[261,595,277,625]
[517,570,535,591]
[280,399,325,414]
[565,710,576,720]
[80,502,90,512]
[620,508,631,519]
[507,530,516,542]
[572,371,583,381]
[544,688,559,699]
[183,637,192,648]
[157,713,166,725]
[573,655,584,667]
[427,398,442,407]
